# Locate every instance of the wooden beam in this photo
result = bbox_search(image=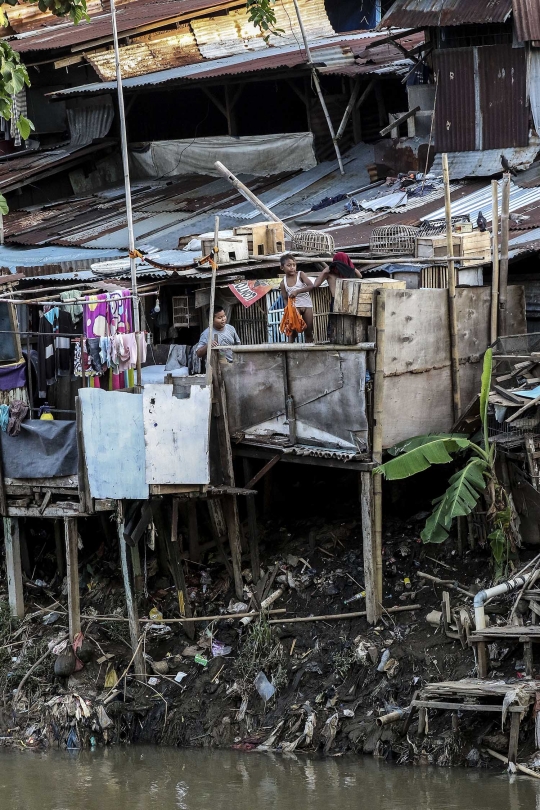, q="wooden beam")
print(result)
[508,711,521,763]
[64,516,81,641]
[201,86,227,119]
[222,494,243,599]
[286,79,307,106]
[379,106,420,137]
[245,454,281,490]
[167,498,194,640]
[117,503,146,681]
[360,470,378,623]
[243,458,260,583]
[4,517,23,619]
